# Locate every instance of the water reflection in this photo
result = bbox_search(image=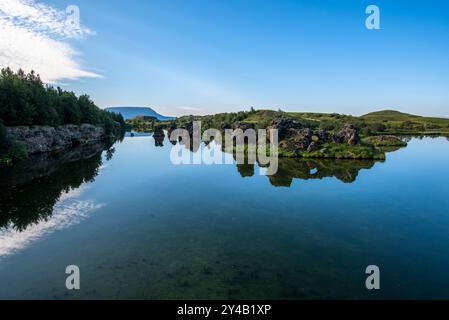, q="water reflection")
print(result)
[238,158,377,187]
[2,135,449,299]
[154,130,381,187]
[0,142,112,232]
[0,188,103,258]
[0,134,380,238]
